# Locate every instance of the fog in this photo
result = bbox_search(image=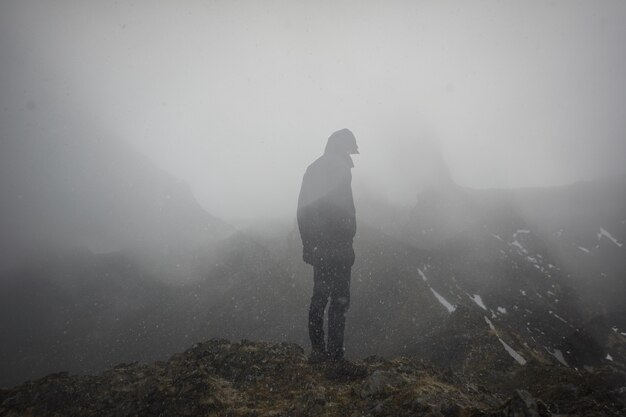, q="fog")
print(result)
[2,0,626,390]
[2,0,625,222]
